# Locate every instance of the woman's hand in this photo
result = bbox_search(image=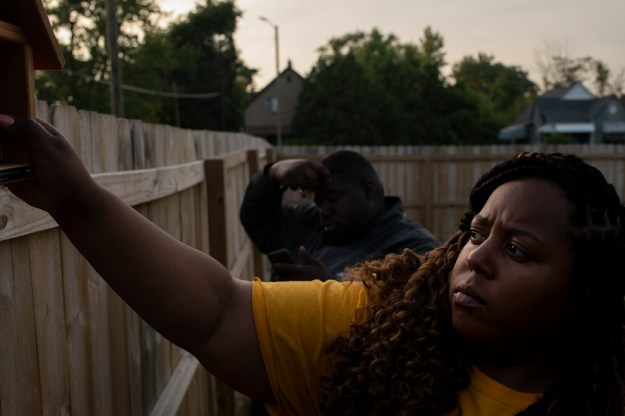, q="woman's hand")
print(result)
[0,114,97,217]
